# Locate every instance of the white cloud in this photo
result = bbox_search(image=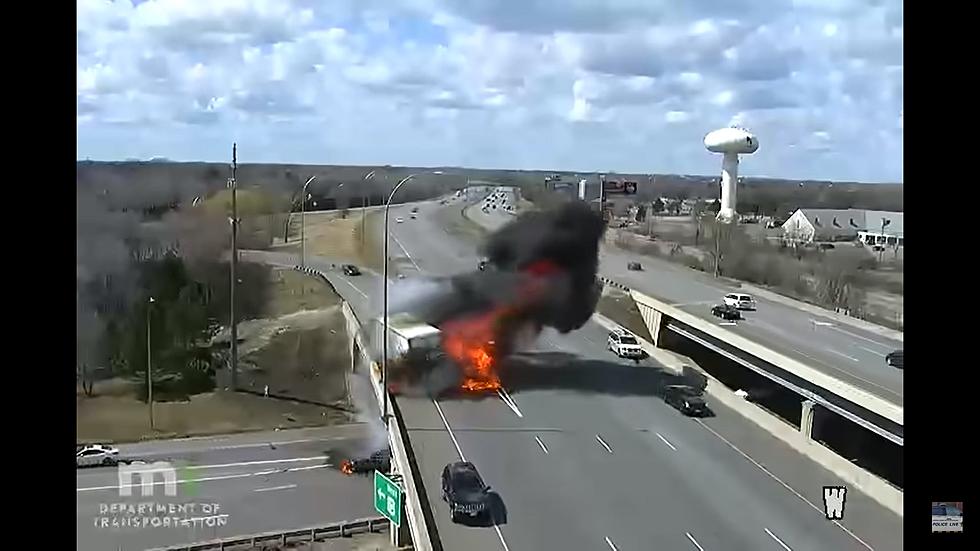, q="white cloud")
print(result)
[77,0,903,182]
